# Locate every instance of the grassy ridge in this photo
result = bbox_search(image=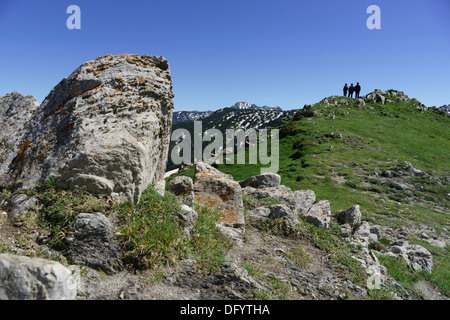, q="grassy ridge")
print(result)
[172,92,449,295]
